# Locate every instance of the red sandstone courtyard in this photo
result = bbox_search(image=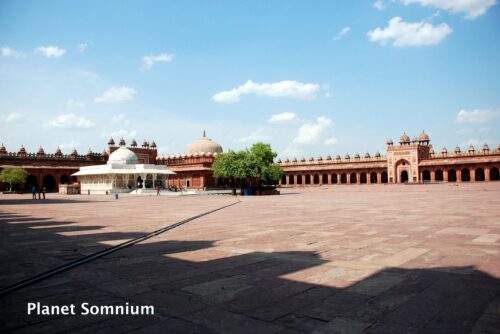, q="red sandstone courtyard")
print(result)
[1,183,499,333]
